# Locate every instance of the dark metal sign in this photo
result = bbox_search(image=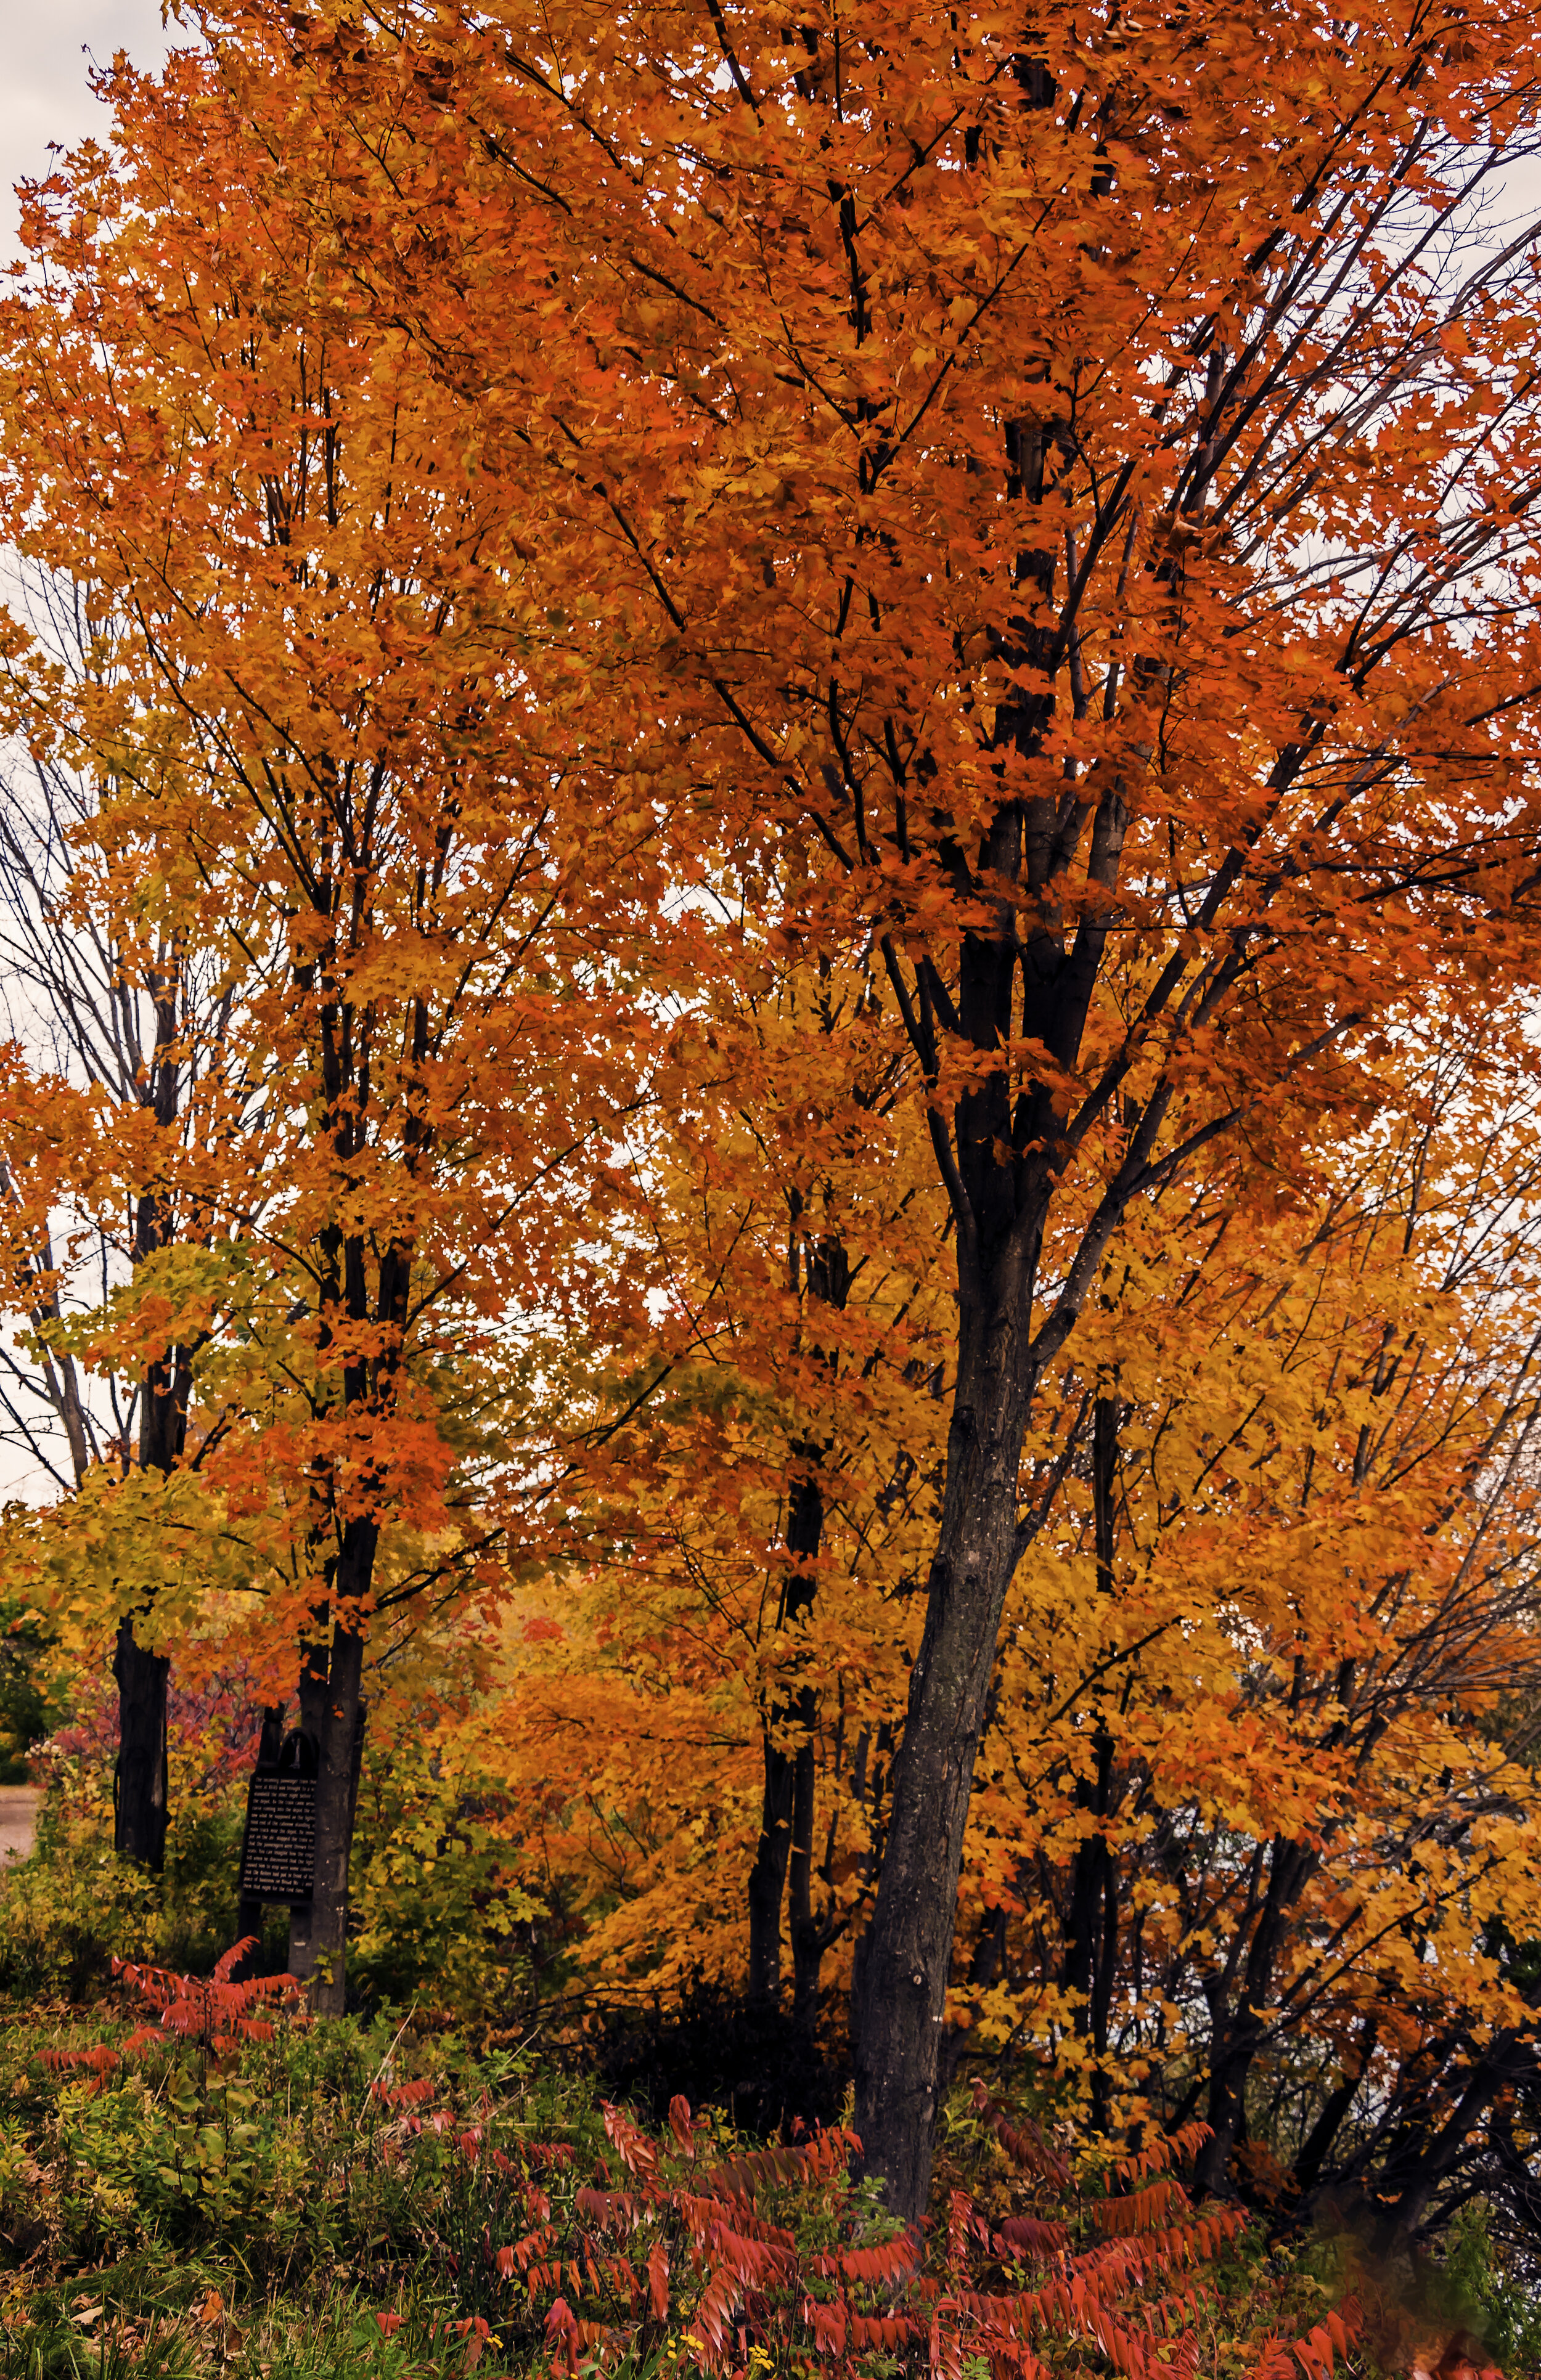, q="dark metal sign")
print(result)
[238,1771,315,1903]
